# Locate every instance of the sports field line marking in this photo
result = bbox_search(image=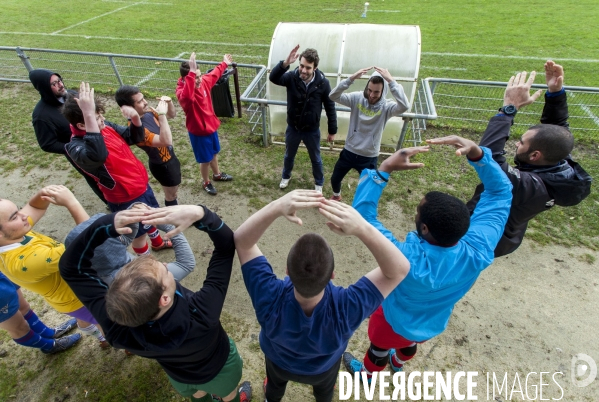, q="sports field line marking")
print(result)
[0,31,270,48]
[322,8,401,12]
[51,3,142,34]
[421,66,467,71]
[102,0,172,4]
[422,52,599,63]
[570,93,599,128]
[135,51,186,86]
